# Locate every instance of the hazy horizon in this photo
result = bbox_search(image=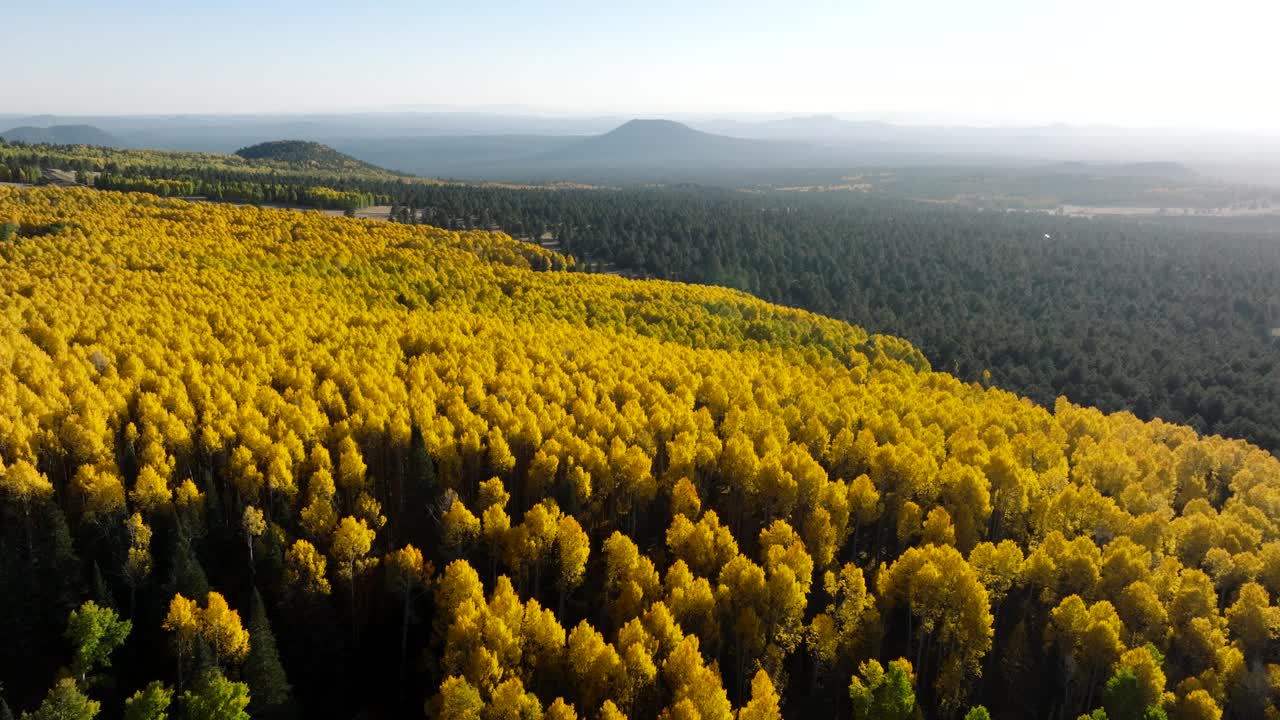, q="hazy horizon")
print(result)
[5,0,1279,134]
[4,107,1280,139]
